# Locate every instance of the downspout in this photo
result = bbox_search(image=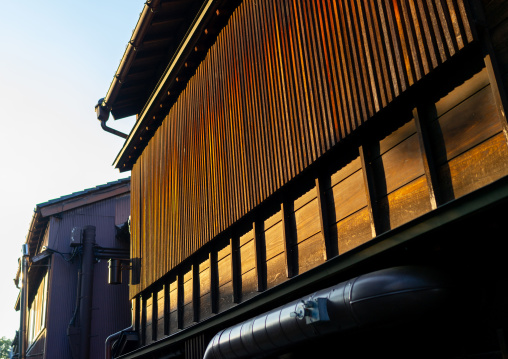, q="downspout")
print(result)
[95,99,128,139]
[105,325,133,359]
[18,244,29,359]
[100,118,128,139]
[105,293,135,359]
[203,266,450,359]
[80,226,96,359]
